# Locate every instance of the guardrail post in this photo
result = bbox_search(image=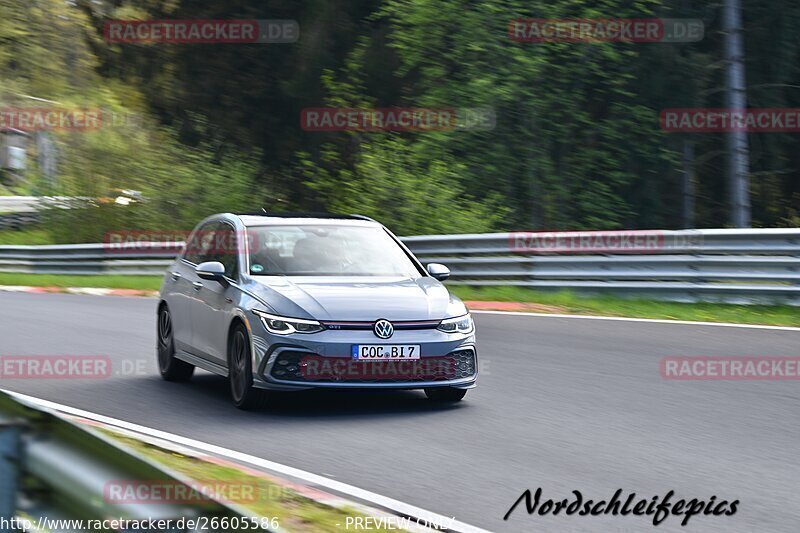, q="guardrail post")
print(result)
[0,418,22,530]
